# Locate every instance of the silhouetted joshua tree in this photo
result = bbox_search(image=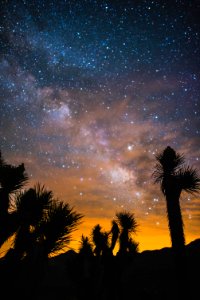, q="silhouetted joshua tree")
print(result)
[116,211,138,256]
[153,146,200,254]
[109,220,119,254]
[78,235,94,288]
[128,237,139,255]
[0,152,84,292]
[0,151,28,247]
[9,183,53,261]
[5,187,83,289]
[91,224,109,257]
[78,235,94,257]
[34,200,83,260]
